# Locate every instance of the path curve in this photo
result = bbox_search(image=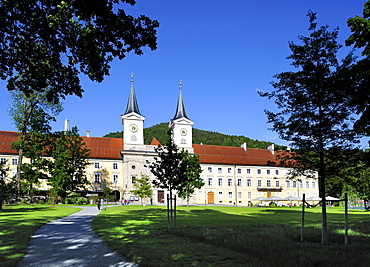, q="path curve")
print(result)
[18,206,136,267]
